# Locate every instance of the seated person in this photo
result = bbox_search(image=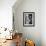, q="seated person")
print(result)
[25,40,35,46]
[15,33,22,46]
